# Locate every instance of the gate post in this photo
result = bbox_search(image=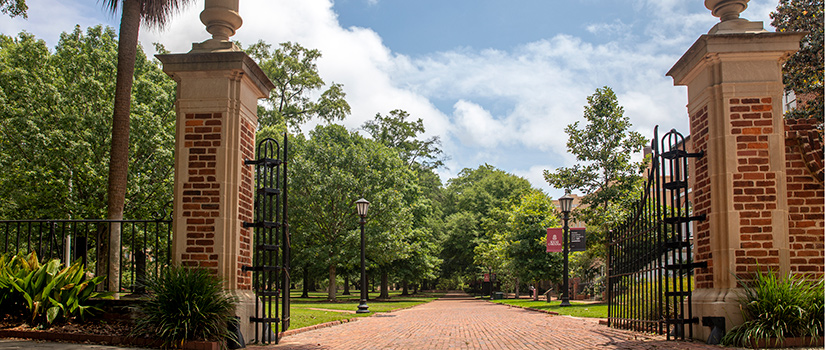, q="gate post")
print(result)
[666,0,804,341]
[157,0,274,343]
